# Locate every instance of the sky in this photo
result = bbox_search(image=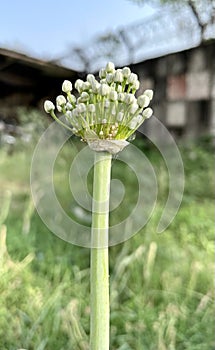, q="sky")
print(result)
[0,0,157,62]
